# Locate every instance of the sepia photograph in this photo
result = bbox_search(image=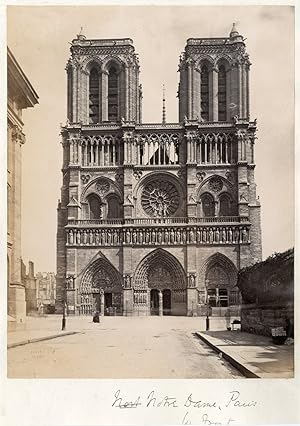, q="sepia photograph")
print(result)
[5,3,295,386]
